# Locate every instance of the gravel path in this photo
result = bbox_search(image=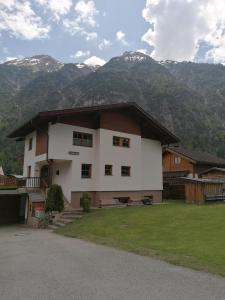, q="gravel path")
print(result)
[0,226,225,300]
